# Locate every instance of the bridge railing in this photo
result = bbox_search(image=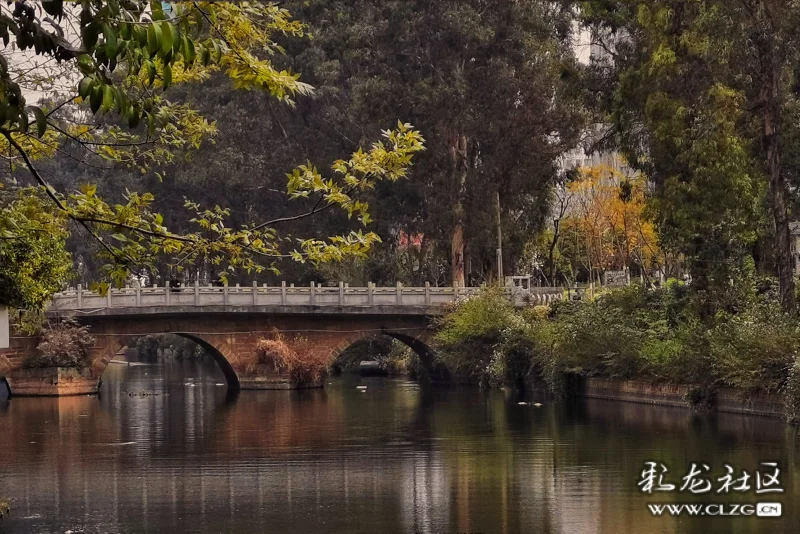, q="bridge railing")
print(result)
[48,282,565,311]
